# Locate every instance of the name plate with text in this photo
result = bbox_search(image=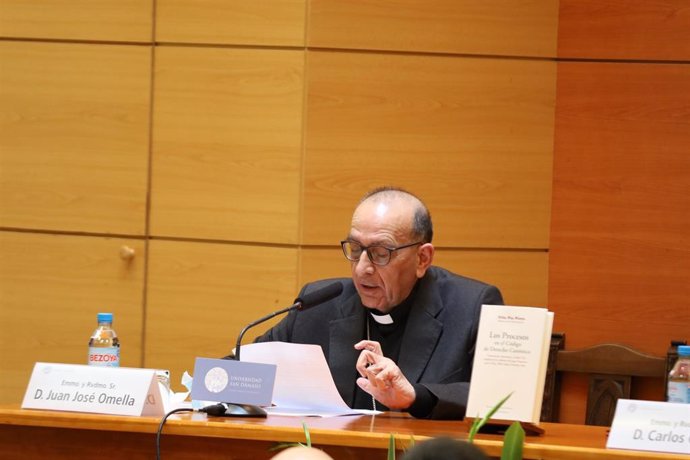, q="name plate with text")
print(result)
[607,399,690,455]
[22,362,167,416]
